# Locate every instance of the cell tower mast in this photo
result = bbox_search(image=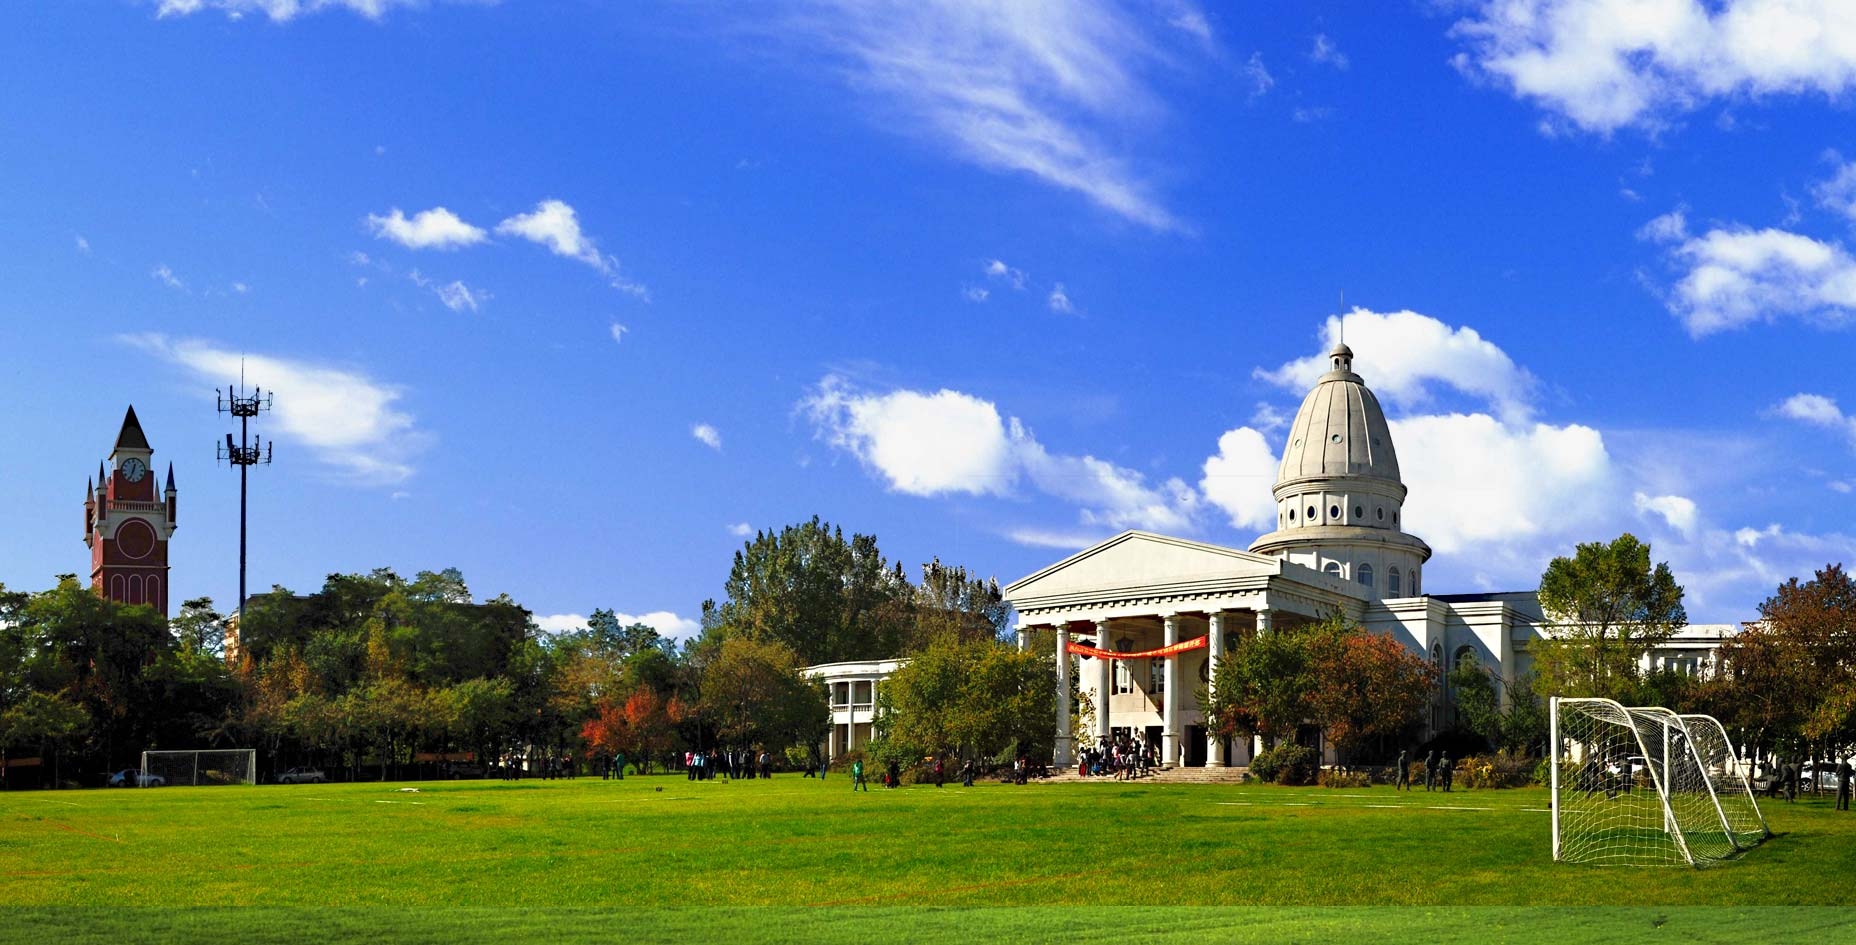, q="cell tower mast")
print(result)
[216,364,272,614]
